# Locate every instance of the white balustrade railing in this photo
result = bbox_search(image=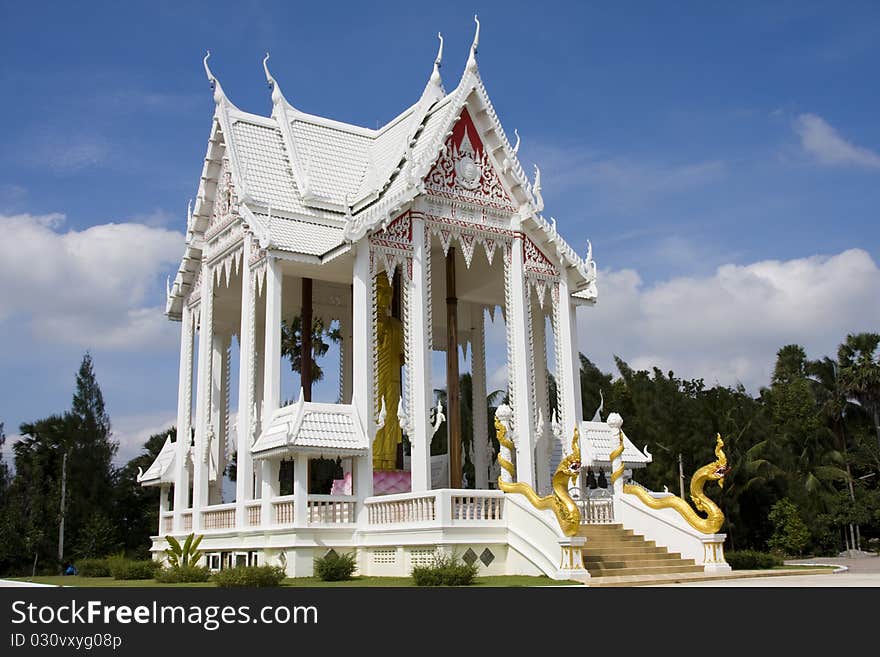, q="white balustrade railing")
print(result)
[366,492,437,525]
[202,503,237,530]
[307,495,357,524]
[273,495,296,525]
[181,511,192,532]
[245,501,262,527]
[366,490,505,525]
[161,513,174,535]
[451,492,505,521]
